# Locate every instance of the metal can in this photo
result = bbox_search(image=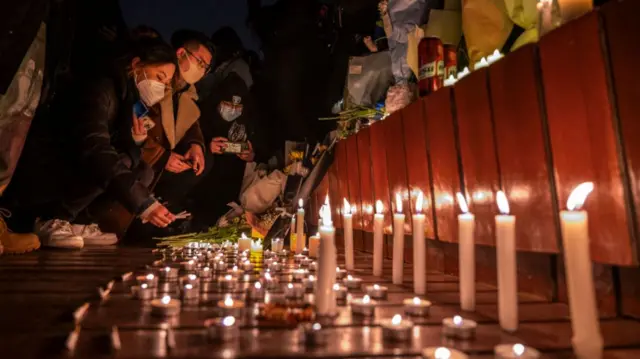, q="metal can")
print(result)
[444,45,458,80]
[418,37,444,96]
